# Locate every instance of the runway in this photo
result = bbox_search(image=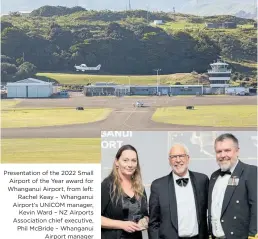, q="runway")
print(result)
[2,95,257,139]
